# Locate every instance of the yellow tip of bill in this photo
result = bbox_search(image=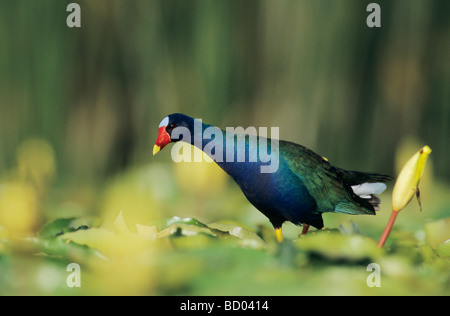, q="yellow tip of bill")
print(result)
[153,145,161,156]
